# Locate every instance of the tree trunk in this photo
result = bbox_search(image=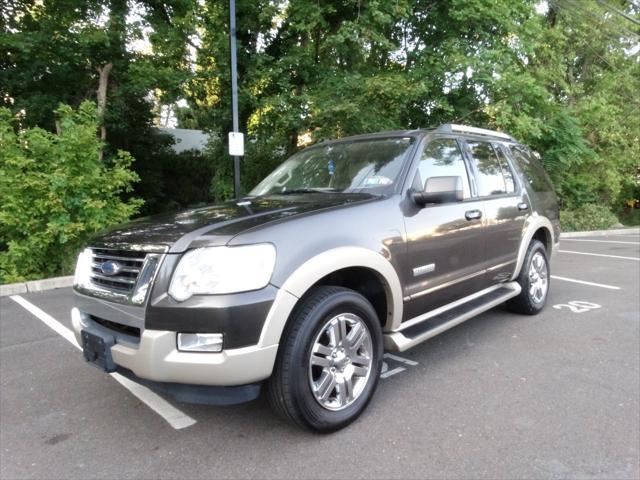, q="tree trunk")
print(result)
[547,4,557,28]
[96,62,113,161]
